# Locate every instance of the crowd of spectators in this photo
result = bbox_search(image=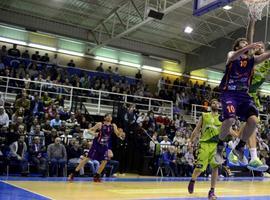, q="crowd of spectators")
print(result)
[0,43,269,178]
[1,44,270,116]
